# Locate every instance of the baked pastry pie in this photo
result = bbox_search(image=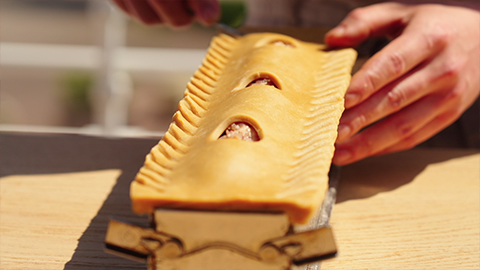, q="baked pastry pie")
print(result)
[131,32,356,224]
